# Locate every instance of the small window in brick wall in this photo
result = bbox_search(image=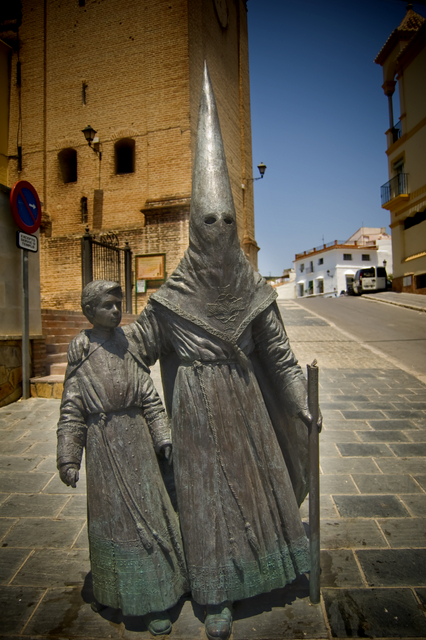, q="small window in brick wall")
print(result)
[80,196,88,223]
[362,254,370,261]
[115,138,135,174]
[343,253,352,261]
[318,258,323,265]
[58,148,77,183]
